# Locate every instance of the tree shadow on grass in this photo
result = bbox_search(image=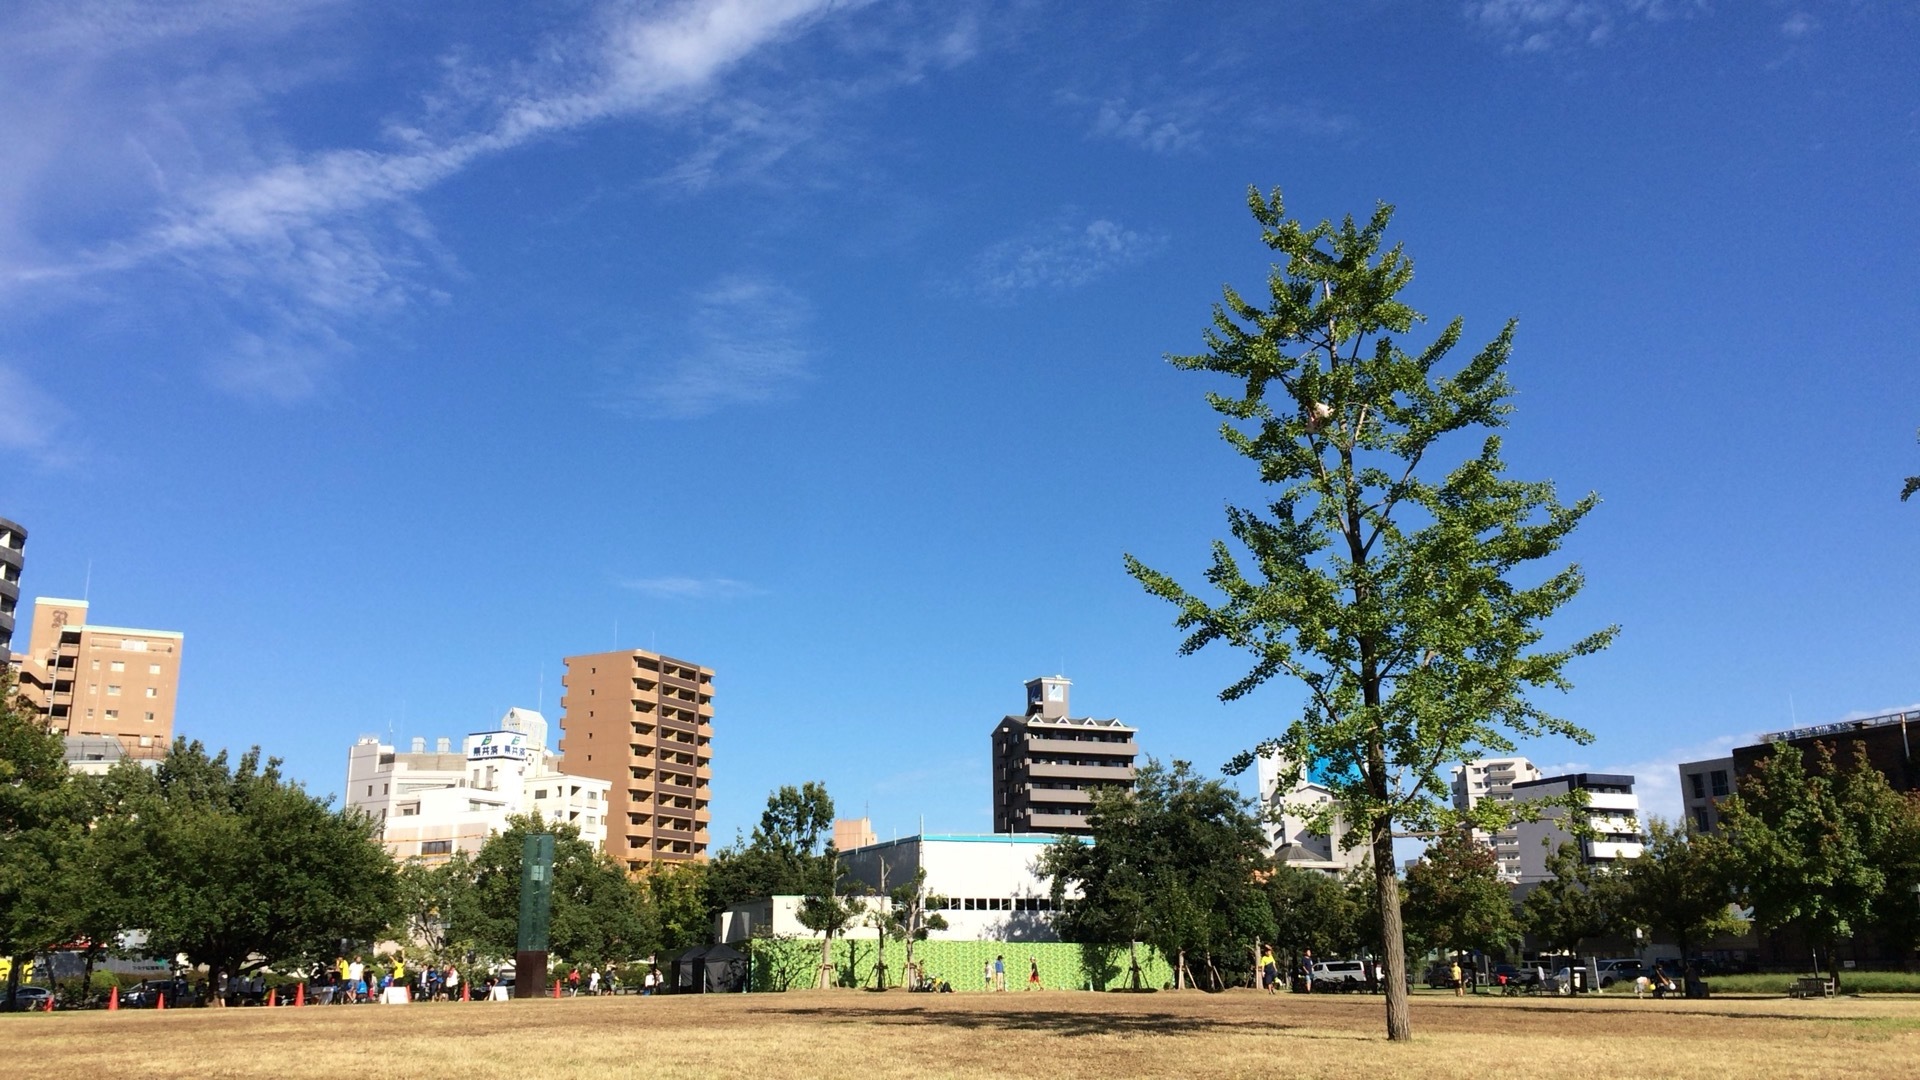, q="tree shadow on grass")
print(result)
[751,1006,1368,1040]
